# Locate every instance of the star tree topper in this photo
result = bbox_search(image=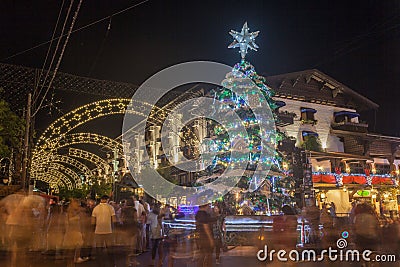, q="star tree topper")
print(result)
[228,22,260,60]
